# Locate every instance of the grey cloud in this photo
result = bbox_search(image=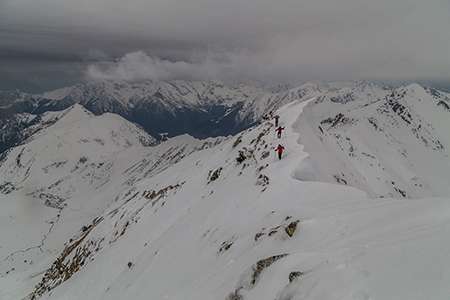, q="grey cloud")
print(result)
[1,0,450,91]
